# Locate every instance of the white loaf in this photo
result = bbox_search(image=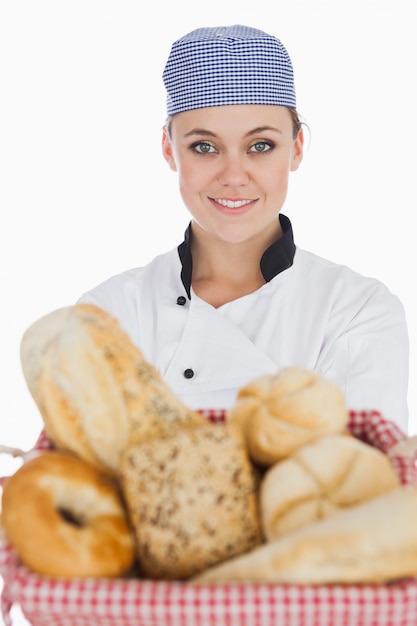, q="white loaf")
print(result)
[20,304,205,475]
